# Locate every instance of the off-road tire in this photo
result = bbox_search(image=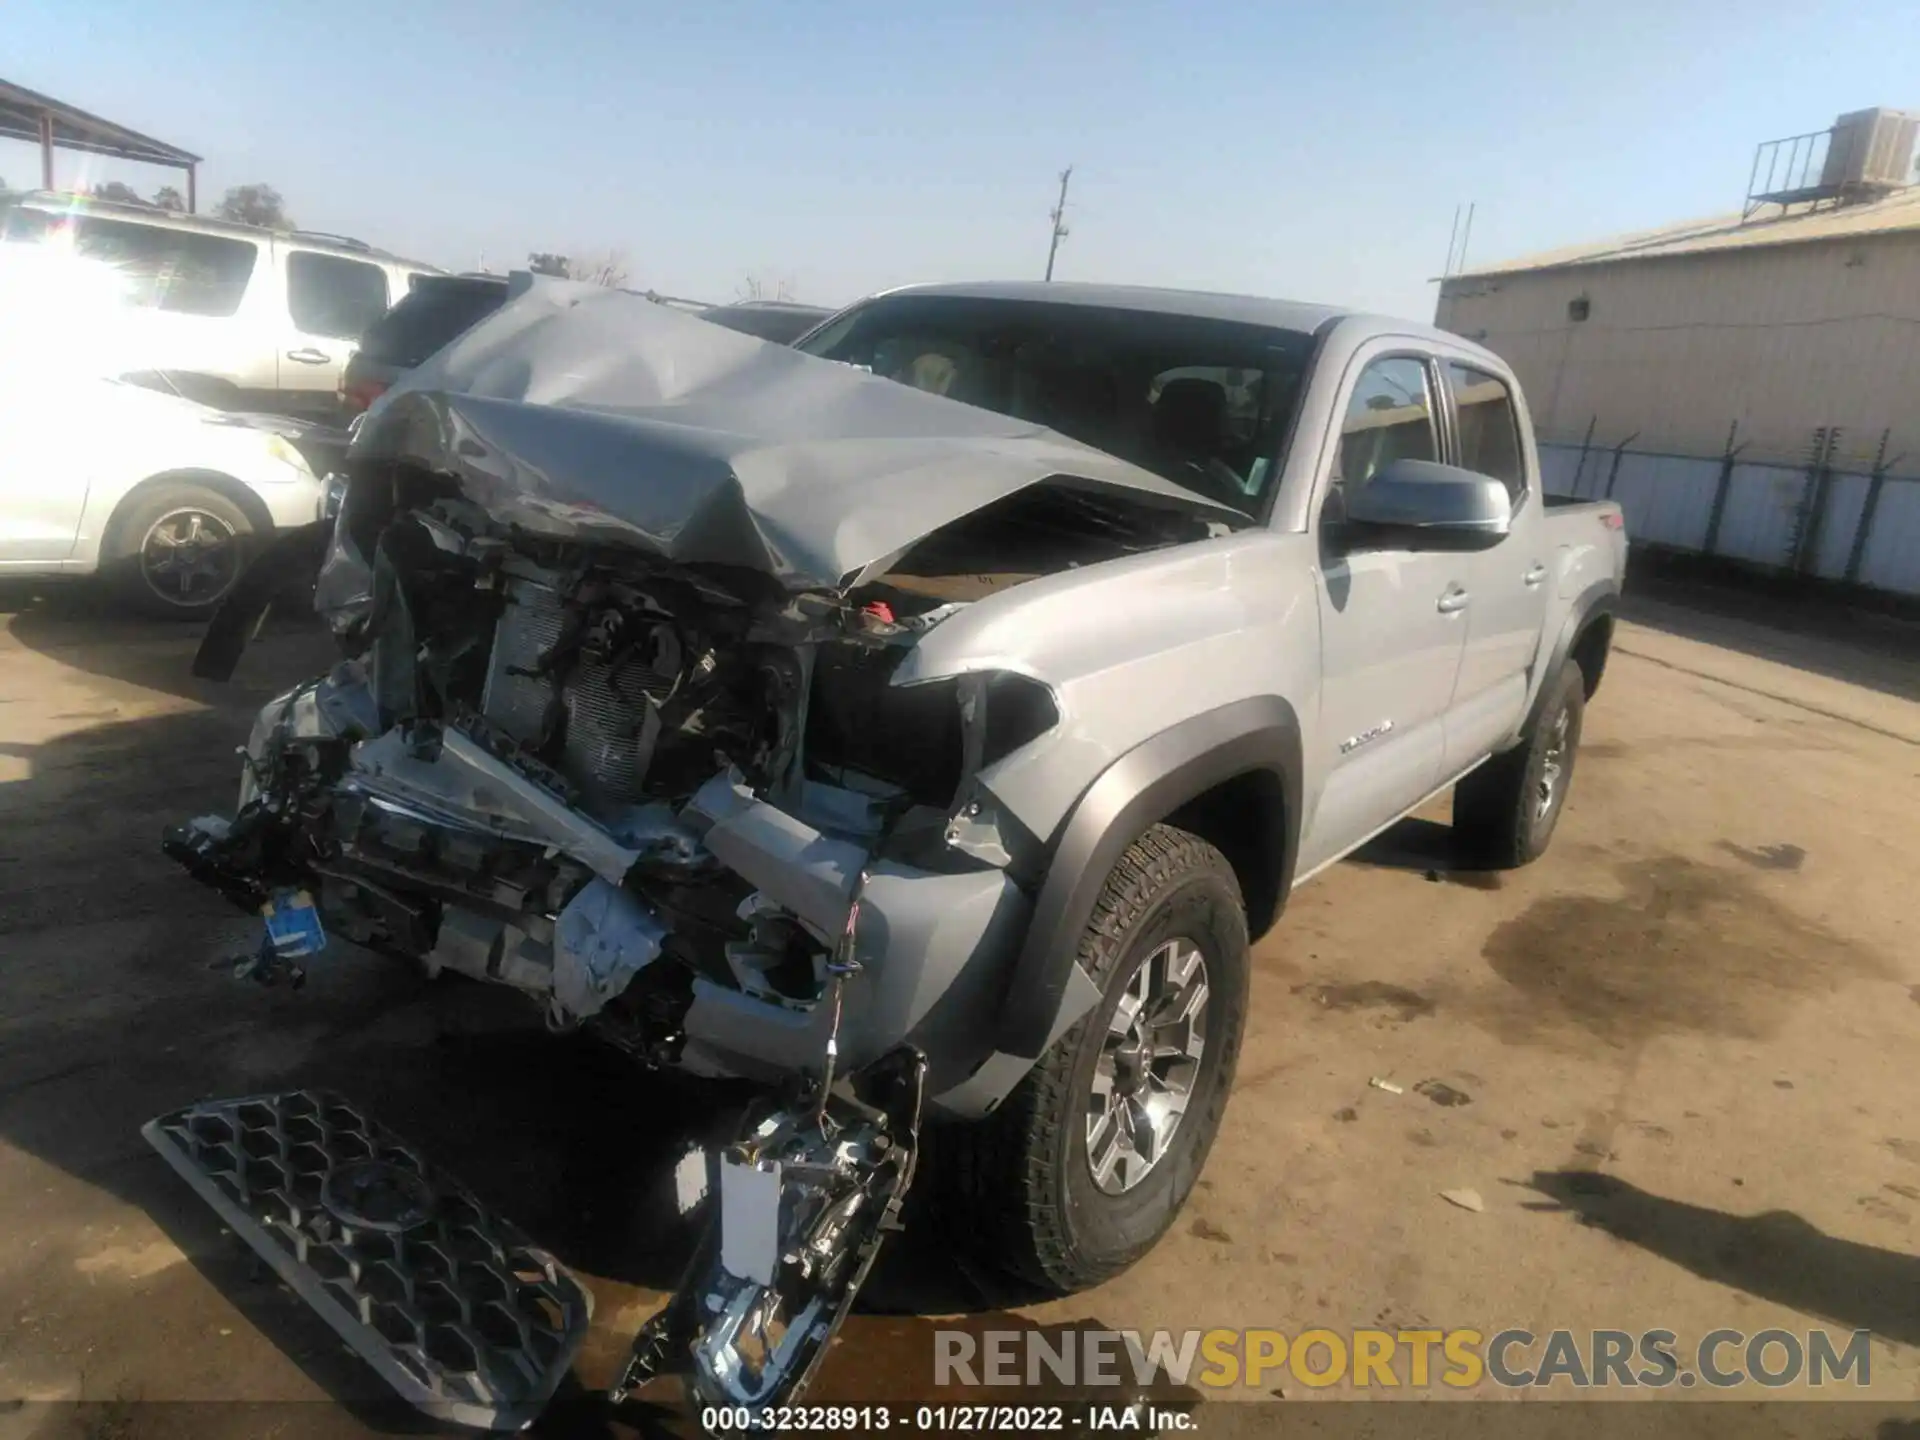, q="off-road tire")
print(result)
[944,824,1250,1295]
[1453,662,1586,868]
[102,481,256,620]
